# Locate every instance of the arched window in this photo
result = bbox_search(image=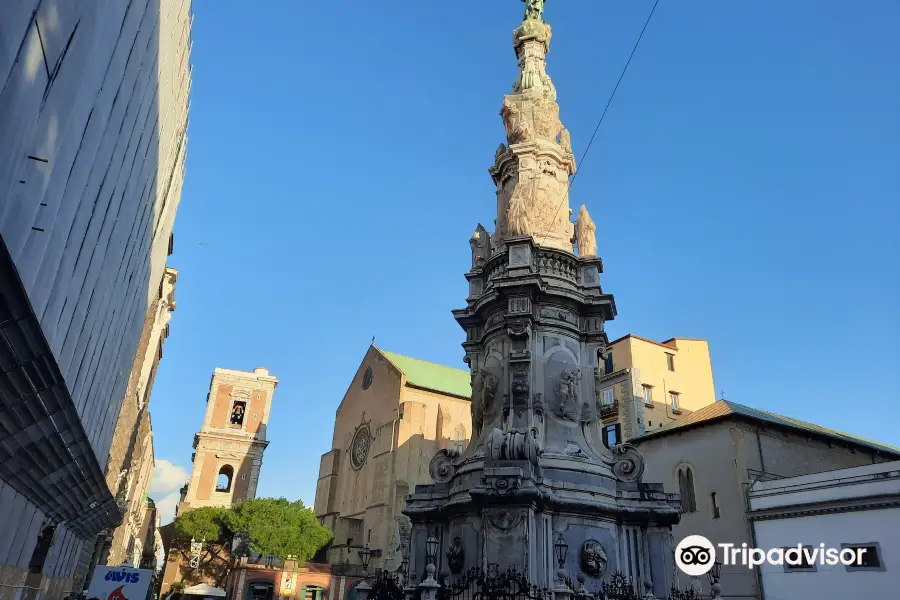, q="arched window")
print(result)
[676,465,697,513]
[216,465,234,492]
[231,401,246,426]
[452,424,466,454]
